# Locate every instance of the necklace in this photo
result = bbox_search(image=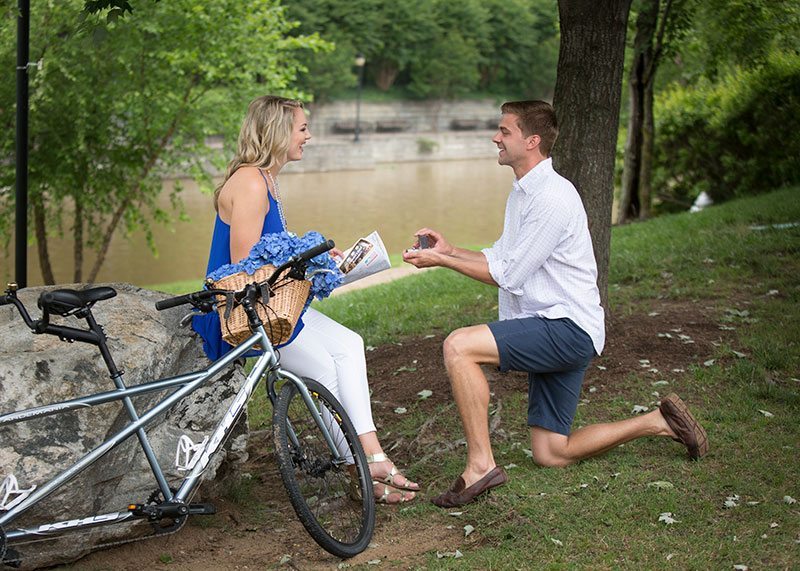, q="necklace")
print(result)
[265,169,288,229]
